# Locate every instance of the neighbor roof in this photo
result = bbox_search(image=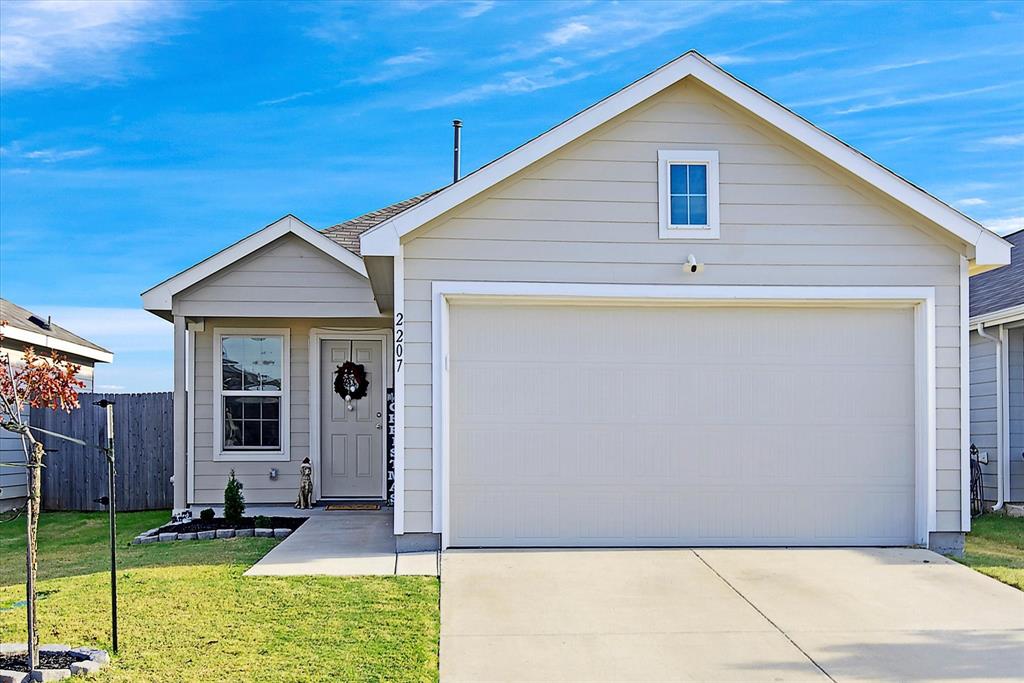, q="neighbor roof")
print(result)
[358,50,1011,271]
[0,298,113,363]
[322,190,440,256]
[970,229,1023,320]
